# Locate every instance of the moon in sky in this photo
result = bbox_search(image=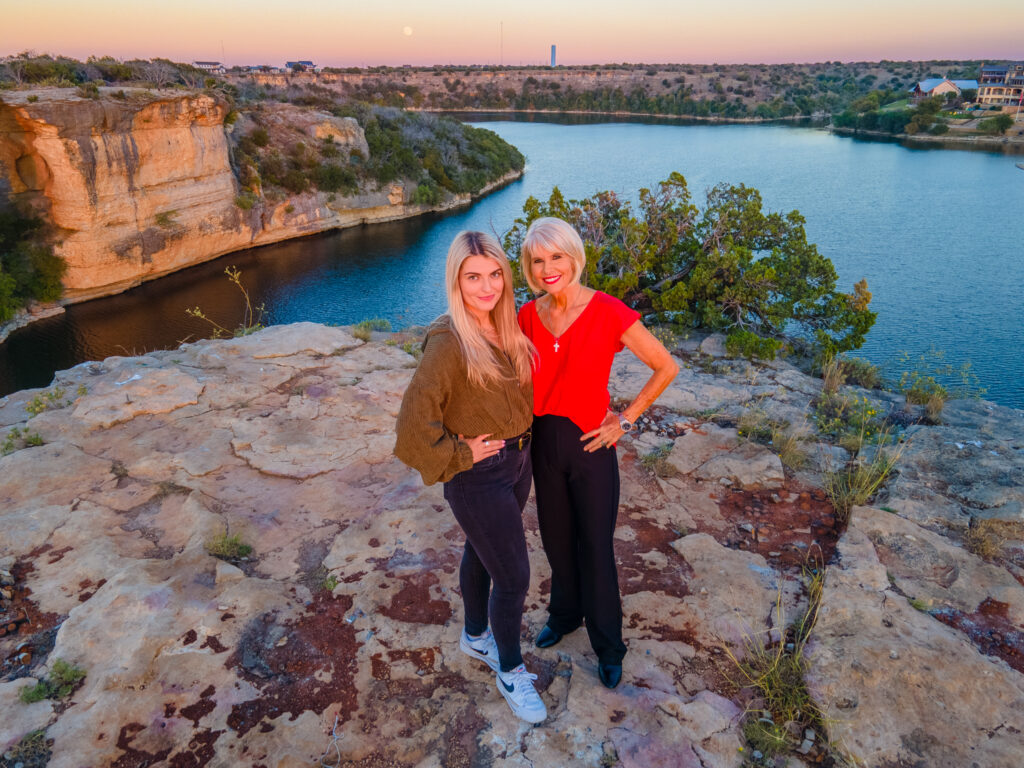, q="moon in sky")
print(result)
[402,26,413,36]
